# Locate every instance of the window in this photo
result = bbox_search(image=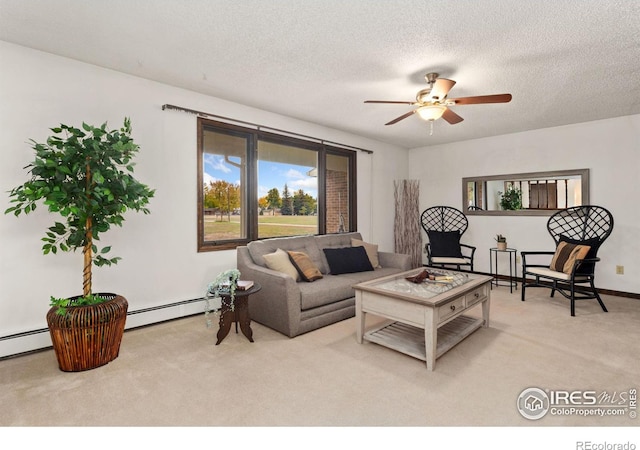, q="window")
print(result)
[198,118,357,251]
